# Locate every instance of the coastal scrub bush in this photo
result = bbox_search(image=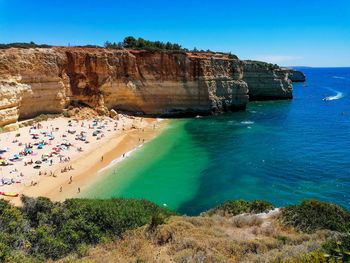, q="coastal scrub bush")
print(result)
[231,214,263,228]
[322,235,350,262]
[206,200,274,216]
[0,42,52,49]
[280,200,350,233]
[283,250,341,263]
[62,198,172,237]
[0,196,173,262]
